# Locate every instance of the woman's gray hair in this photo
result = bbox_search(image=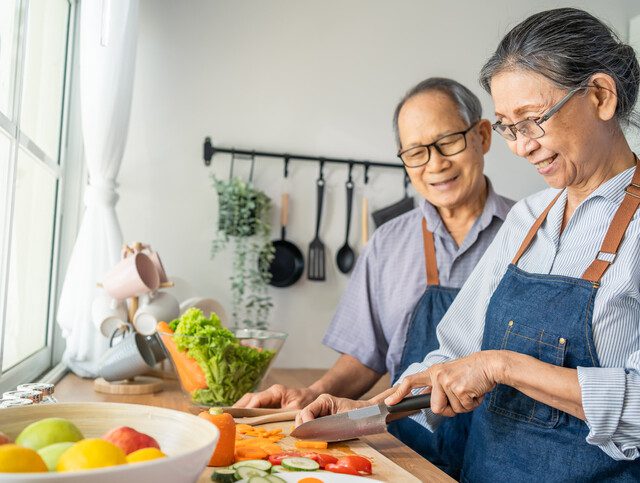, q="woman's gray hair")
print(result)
[392,77,482,148]
[479,7,640,127]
